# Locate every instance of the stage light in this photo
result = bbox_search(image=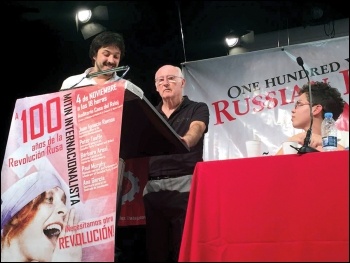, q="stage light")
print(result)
[75,5,109,40]
[302,4,331,26]
[225,30,254,48]
[225,31,241,47]
[225,30,254,55]
[77,9,92,23]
